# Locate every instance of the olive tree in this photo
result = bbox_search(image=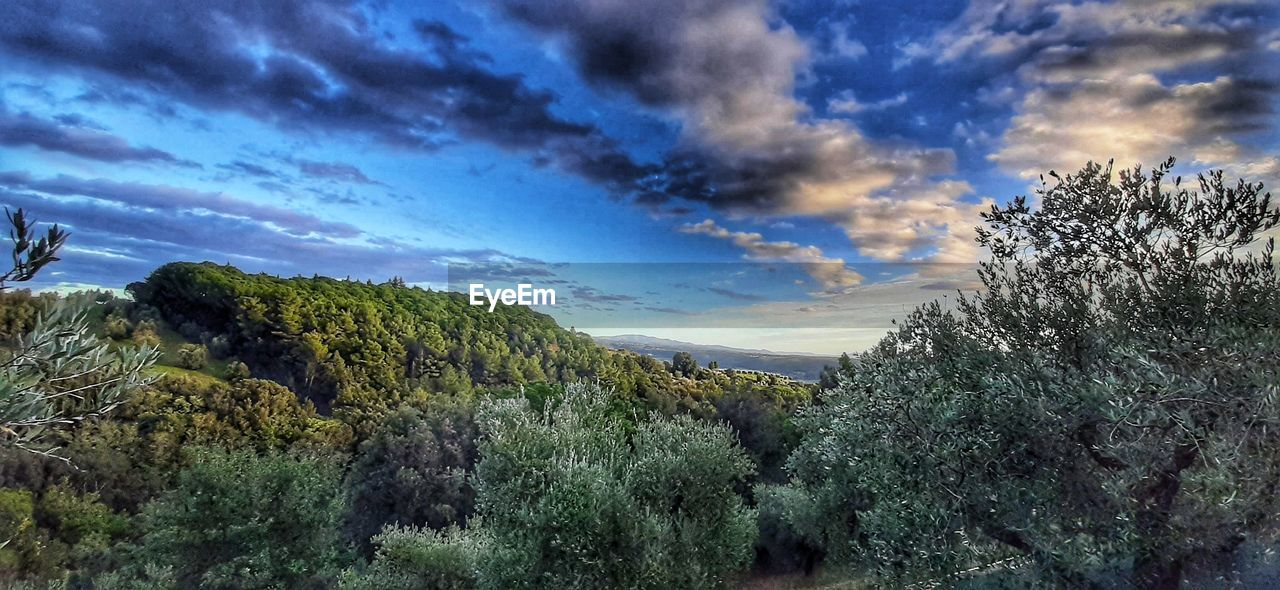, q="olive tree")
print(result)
[0,209,158,456]
[135,449,348,588]
[475,382,757,588]
[782,159,1280,589]
[349,382,758,589]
